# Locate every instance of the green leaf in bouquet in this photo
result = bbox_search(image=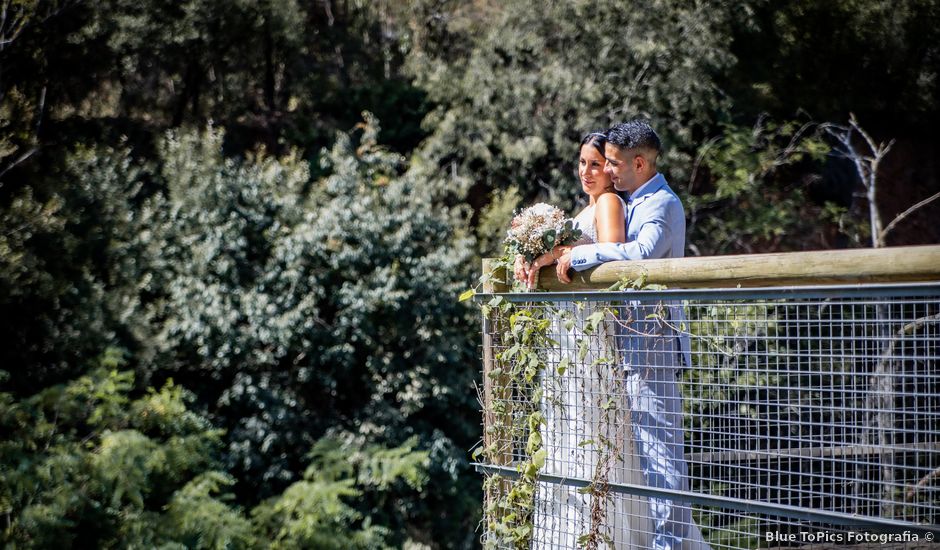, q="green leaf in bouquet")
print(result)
[541,229,556,249]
